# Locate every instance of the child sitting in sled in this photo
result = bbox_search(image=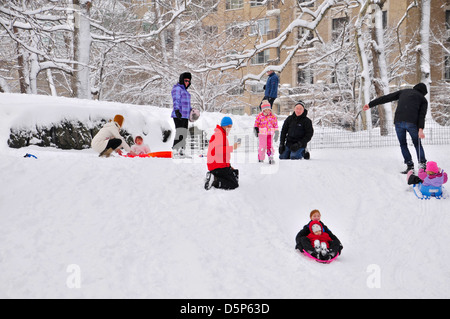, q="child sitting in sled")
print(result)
[407,161,447,197]
[254,100,279,164]
[130,135,151,156]
[295,209,343,260]
[307,221,333,260]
